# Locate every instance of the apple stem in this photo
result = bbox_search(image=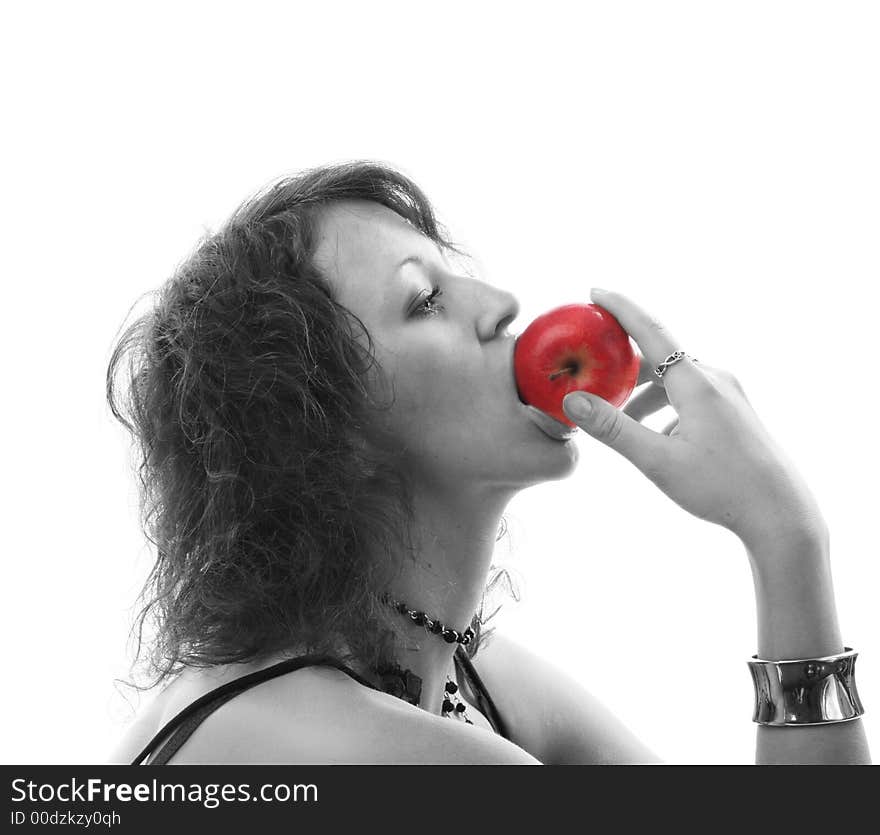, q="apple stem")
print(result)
[548,365,577,381]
